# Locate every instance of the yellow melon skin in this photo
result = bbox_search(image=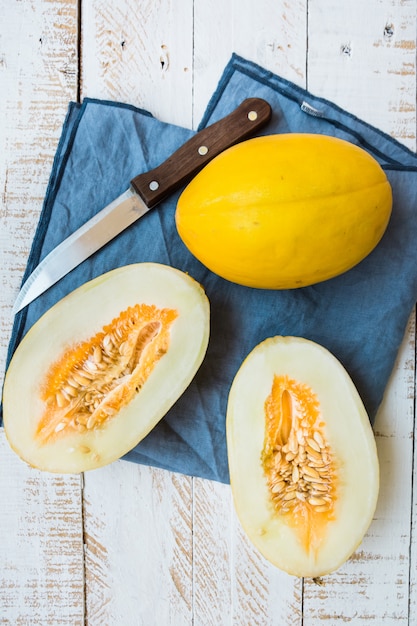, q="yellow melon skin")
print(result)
[226,336,379,578]
[3,263,210,474]
[175,134,392,289]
